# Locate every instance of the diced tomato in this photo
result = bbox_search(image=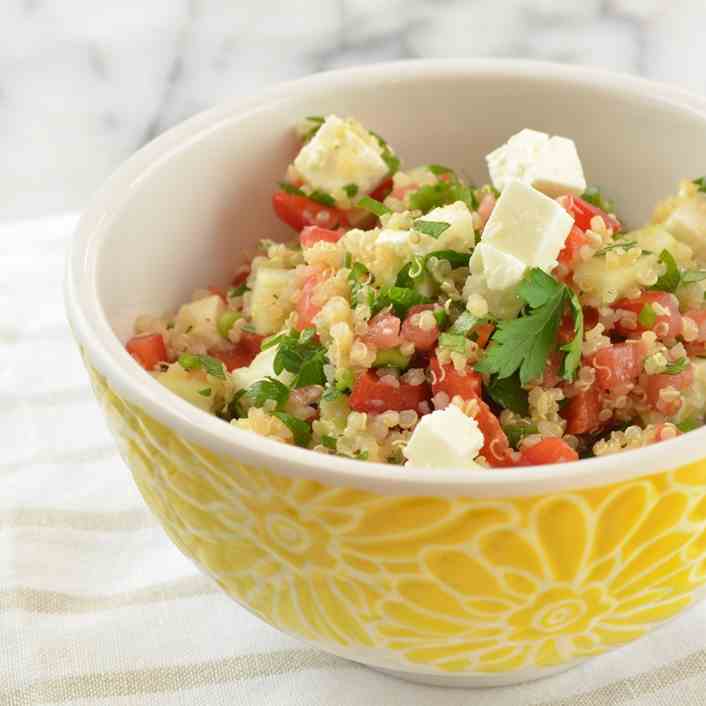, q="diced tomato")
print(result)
[349,370,429,413]
[474,400,514,467]
[209,332,264,372]
[401,304,439,352]
[369,177,393,202]
[563,387,602,434]
[272,191,348,231]
[518,438,579,466]
[477,193,496,229]
[299,226,344,249]
[590,342,645,392]
[126,333,167,370]
[363,312,403,350]
[208,285,227,302]
[542,352,563,388]
[613,292,682,340]
[430,357,482,400]
[475,322,495,349]
[558,226,590,268]
[645,364,694,415]
[296,271,326,331]
[561,194,621,233]
[584,306,600,331]
[232,266,251,288]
